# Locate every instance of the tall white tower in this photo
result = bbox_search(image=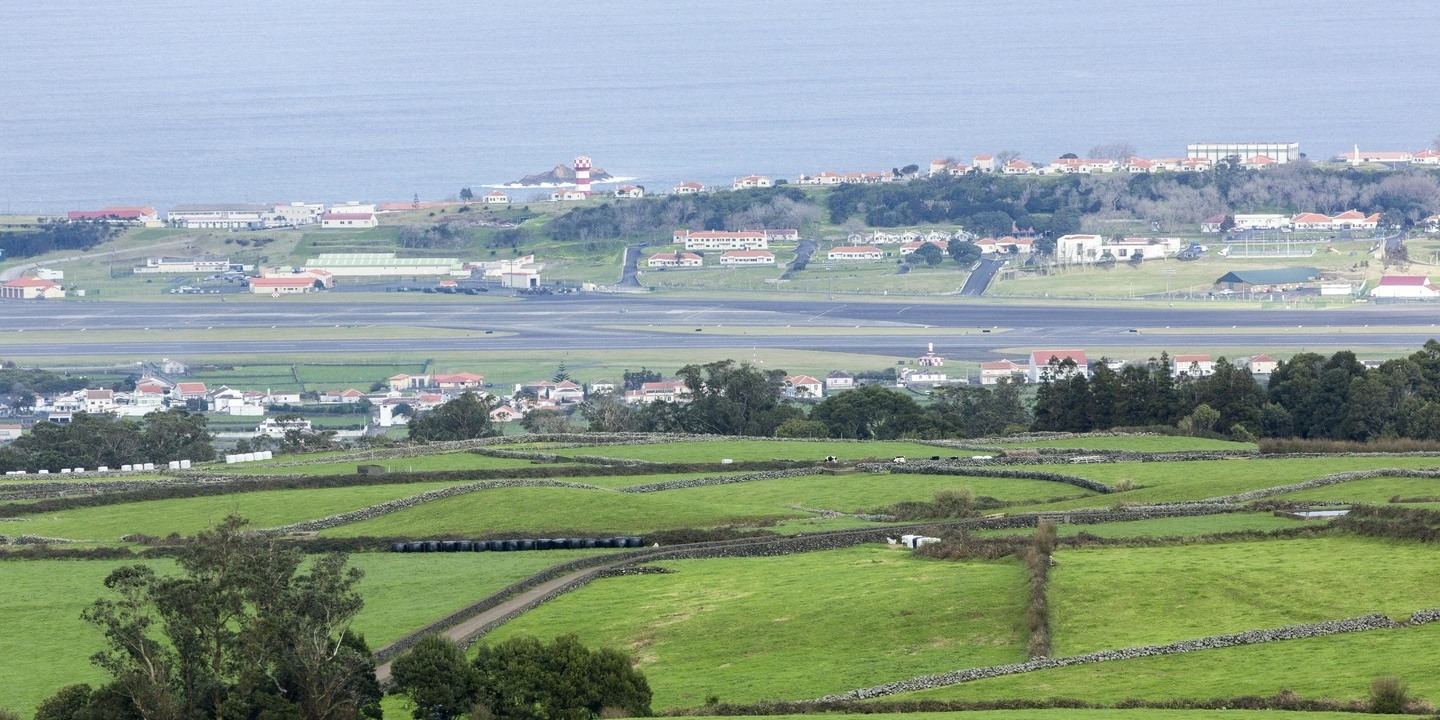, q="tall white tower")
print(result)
[574,156,592,196]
